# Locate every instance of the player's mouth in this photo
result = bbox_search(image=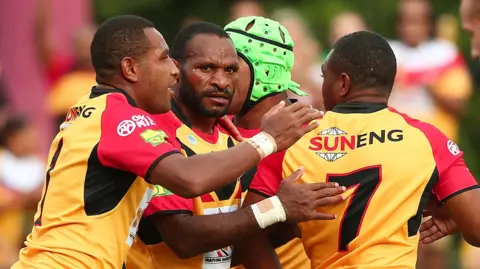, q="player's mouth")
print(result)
[206,95,230,106]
